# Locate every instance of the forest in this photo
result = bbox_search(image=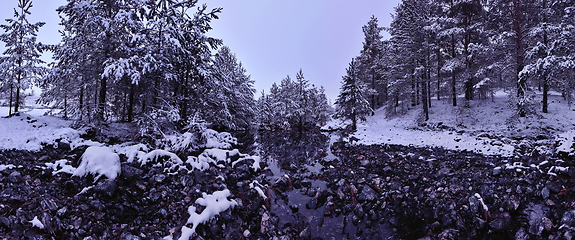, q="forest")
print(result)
[0,0,332,133]
[337,0,575,130]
